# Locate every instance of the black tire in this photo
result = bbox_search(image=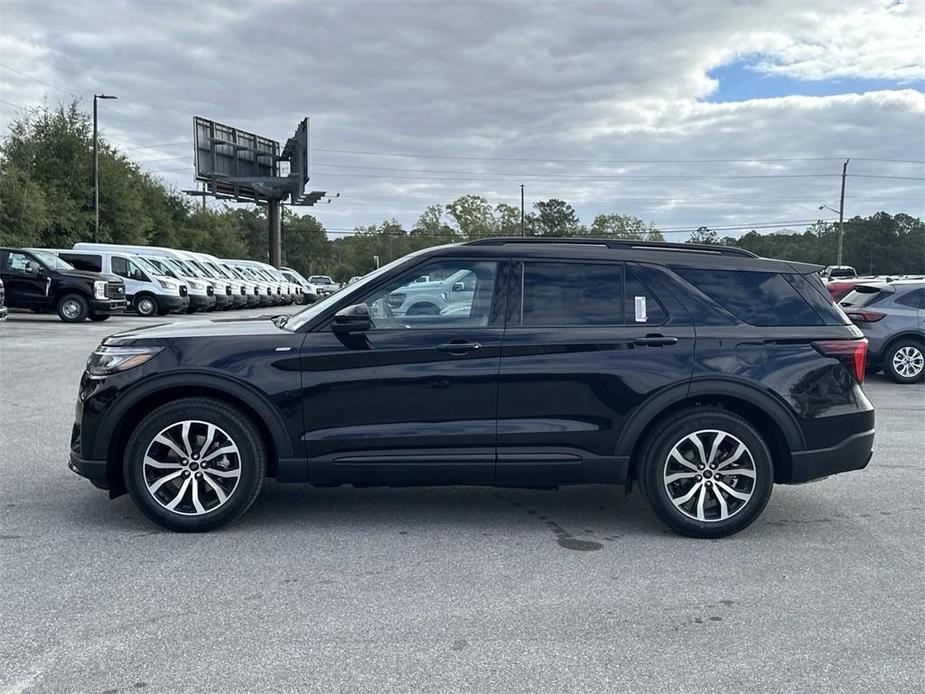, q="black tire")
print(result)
[638,407,773,538]
[883,339,925,384]
[123,398,266,532]
[88,314,110,322]
[406,302,440,316]
[134,293,159,317]
[57,293,89,323]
